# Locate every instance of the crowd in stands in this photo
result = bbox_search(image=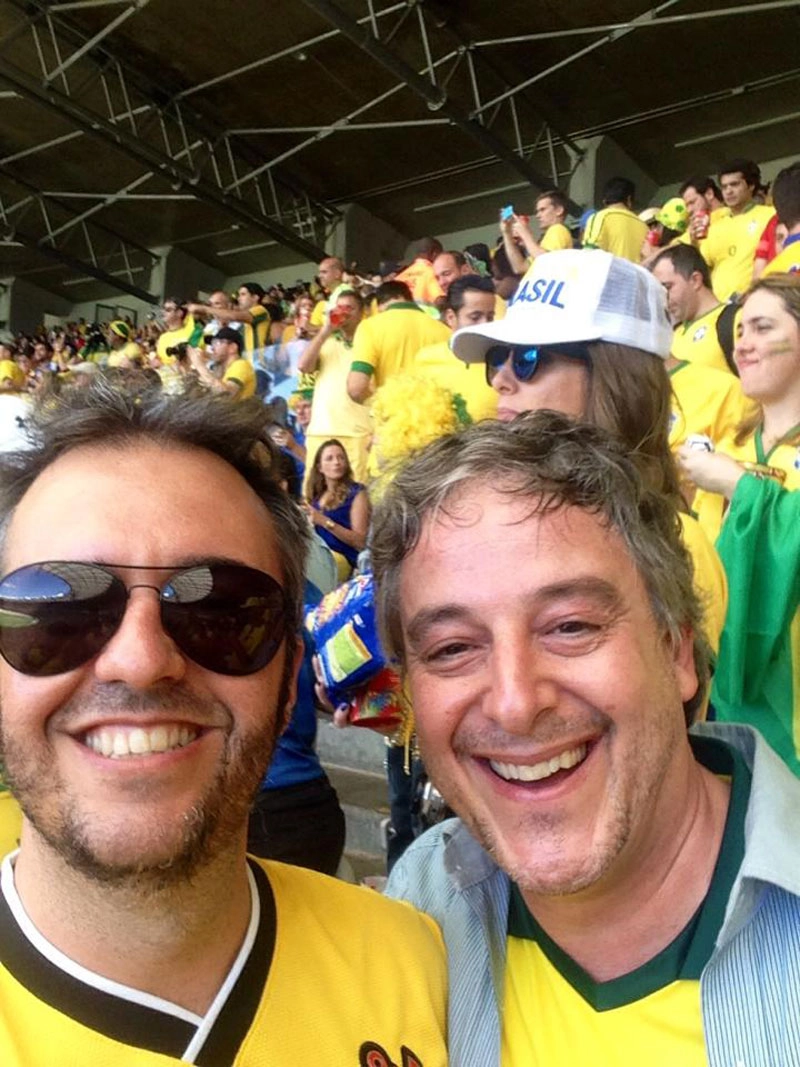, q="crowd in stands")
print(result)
[1,153,799,872]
